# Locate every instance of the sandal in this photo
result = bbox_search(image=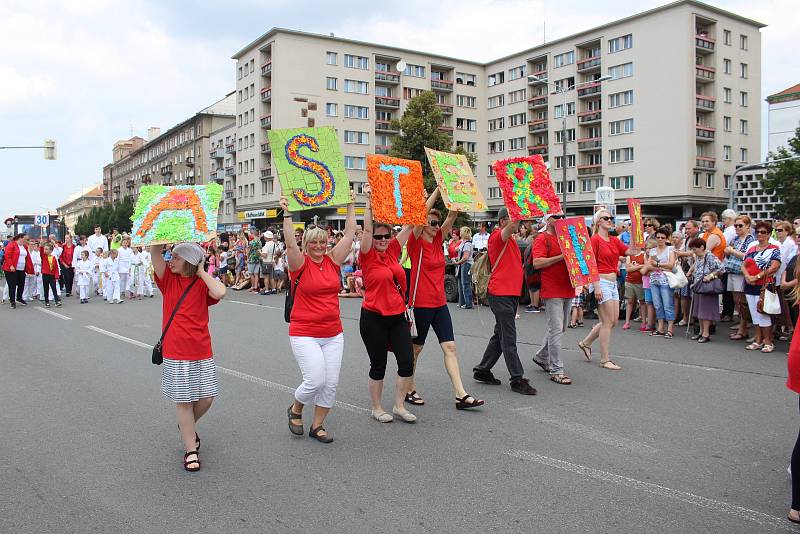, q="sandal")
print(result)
[183,450,200,472]
[577,341,592,361]
[600,360,622,371]
[761,344,775,353]
[577,322,584,327]
[697,336,710,343]
[455,394,485,410]
[404,391,425,406]
[550,374,572,385]
[729,333,746,341]
[309,426,334,443]
[649,330,664,337]
[568,323,577,329]
[745,342,763,351]
[664,331,673,339]
[287,405,304,436]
